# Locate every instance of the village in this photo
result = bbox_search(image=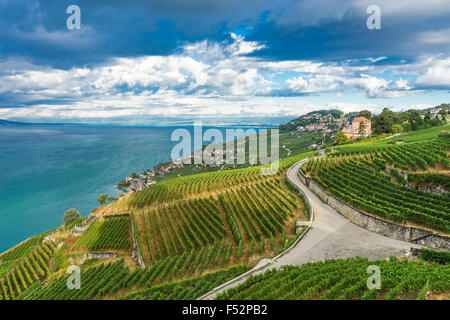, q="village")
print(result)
[117,141,248,193]
[118,105,448,193]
